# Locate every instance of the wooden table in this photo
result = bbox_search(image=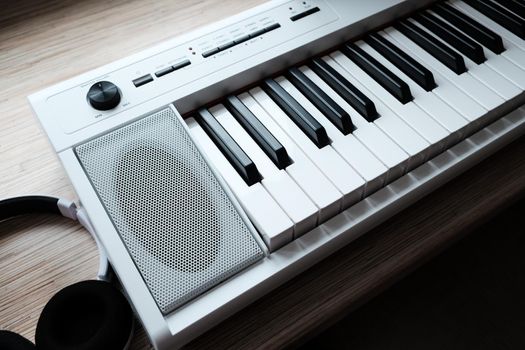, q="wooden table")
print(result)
[1,1,524,349]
